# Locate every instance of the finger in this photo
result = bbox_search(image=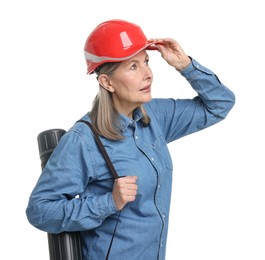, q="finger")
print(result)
[123,176,138,184]
[126,189,138,196]
[126,195,137,202]
[126,185,138,194]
